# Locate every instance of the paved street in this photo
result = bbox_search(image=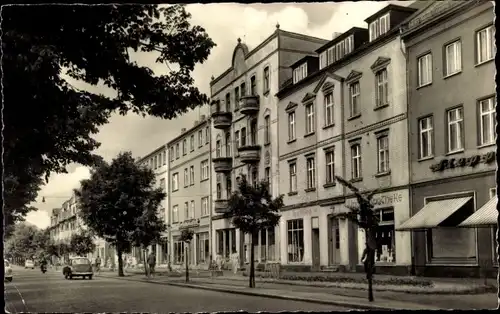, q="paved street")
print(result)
[4,267,347,313]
